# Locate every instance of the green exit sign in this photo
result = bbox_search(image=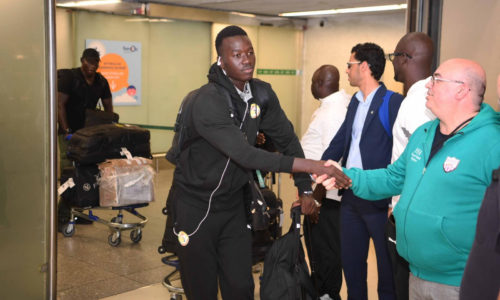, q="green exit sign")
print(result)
[257,69,301,76]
